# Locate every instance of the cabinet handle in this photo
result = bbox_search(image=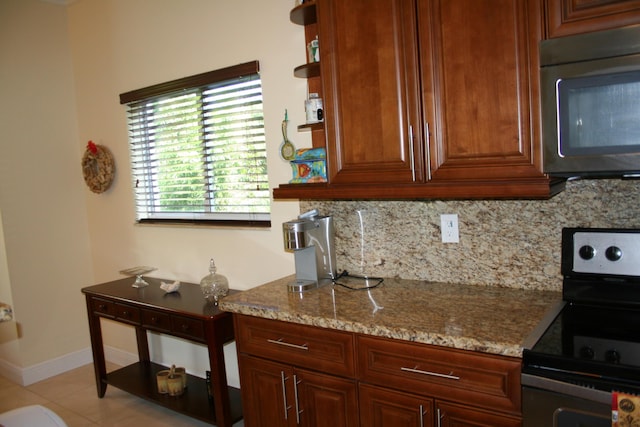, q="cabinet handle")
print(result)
[437,408,443,427]
[281,371,292,420]
[419,404,427,427]
[425,122,432,180]
[293,374,302,425]
[267,338,309,351]
[400,366,460,381]
[409,124,416,181]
